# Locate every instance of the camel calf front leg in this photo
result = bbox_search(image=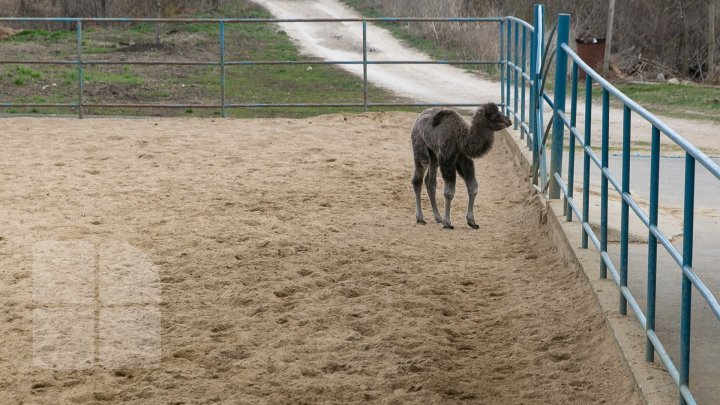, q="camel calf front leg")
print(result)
[424,157,443,223]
